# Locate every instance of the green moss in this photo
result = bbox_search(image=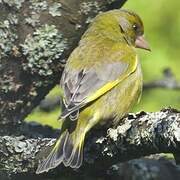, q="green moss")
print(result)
[49,2,62,17]
[79,2,101,25]
[25,12,40,27]
[1,136,39,173]
[0,74,17,93]
[79,2,101,15]
[1,0,25,9]
[7,13,18,25]
[30,0,48,12]
[26,0,50,27]
[21,24,68,76]
[0,19,18,58]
